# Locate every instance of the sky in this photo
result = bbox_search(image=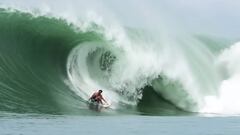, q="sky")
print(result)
[0,0,239,39]
[105,0,240,39]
